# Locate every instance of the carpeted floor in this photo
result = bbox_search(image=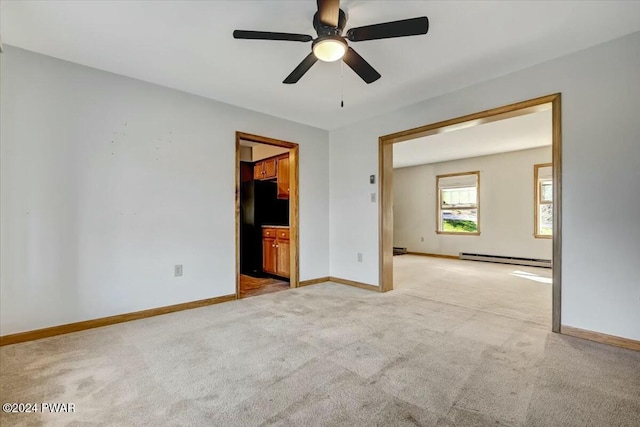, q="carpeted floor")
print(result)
[394,255,552,327]
[1,279,638,426]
